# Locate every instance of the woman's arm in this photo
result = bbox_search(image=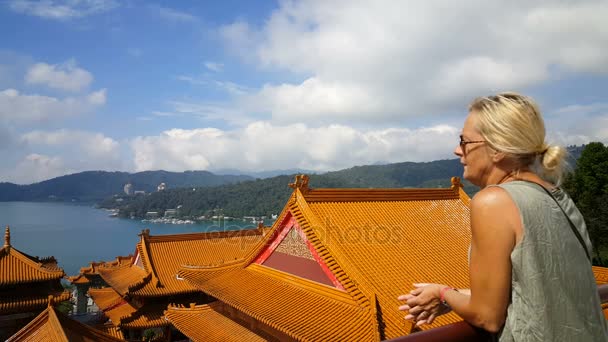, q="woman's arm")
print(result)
[400,186,518,332]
